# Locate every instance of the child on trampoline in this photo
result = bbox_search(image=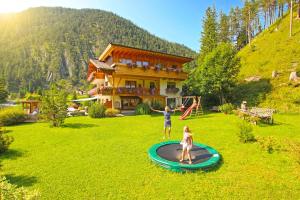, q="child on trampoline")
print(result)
[150,105,178,139]
[180,125,193,164]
